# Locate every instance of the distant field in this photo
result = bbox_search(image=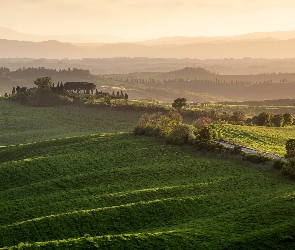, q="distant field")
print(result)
[0,99,144,146]
[190,104,295,117]
[1,133,295,249]
[216,124,295,157]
